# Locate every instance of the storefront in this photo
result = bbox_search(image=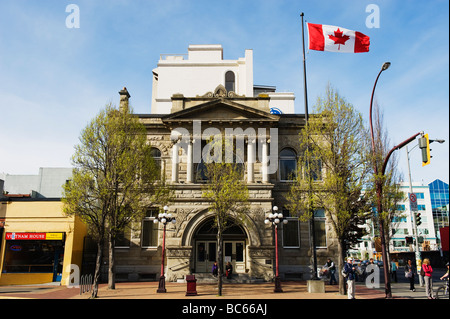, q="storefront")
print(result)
[0,198,87,286]
[3,232,65,282]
